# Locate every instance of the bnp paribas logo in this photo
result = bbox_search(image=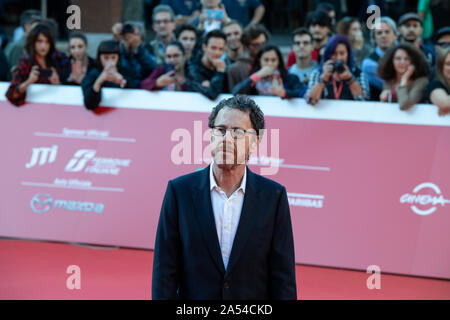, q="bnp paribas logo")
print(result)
[400,183,450,216]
